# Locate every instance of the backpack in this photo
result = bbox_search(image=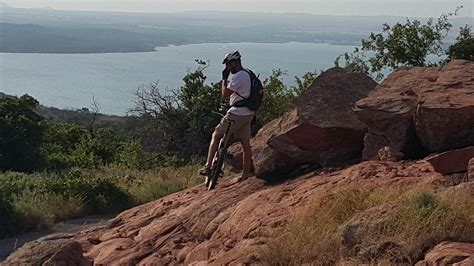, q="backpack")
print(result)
[232,69,264,111]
